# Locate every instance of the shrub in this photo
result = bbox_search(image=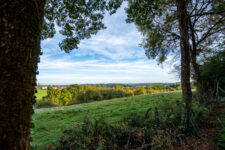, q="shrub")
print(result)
[192,101,210,125]
[47,97,210,149]
[43,84,175,106]
[49,99,188,150]
[216,110,225,148]
[216,128,225,148]
[49,119,134,150]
